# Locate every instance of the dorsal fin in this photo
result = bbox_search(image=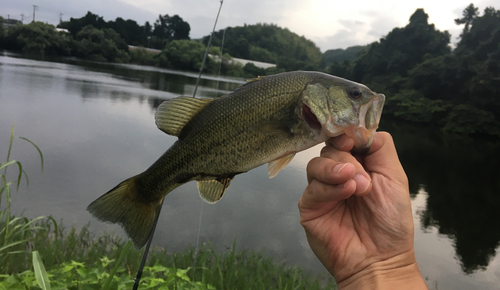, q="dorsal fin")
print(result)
[231,75,267,93]
[155,96,213,137]
[197,177,233,203]
[246,75,266,83]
